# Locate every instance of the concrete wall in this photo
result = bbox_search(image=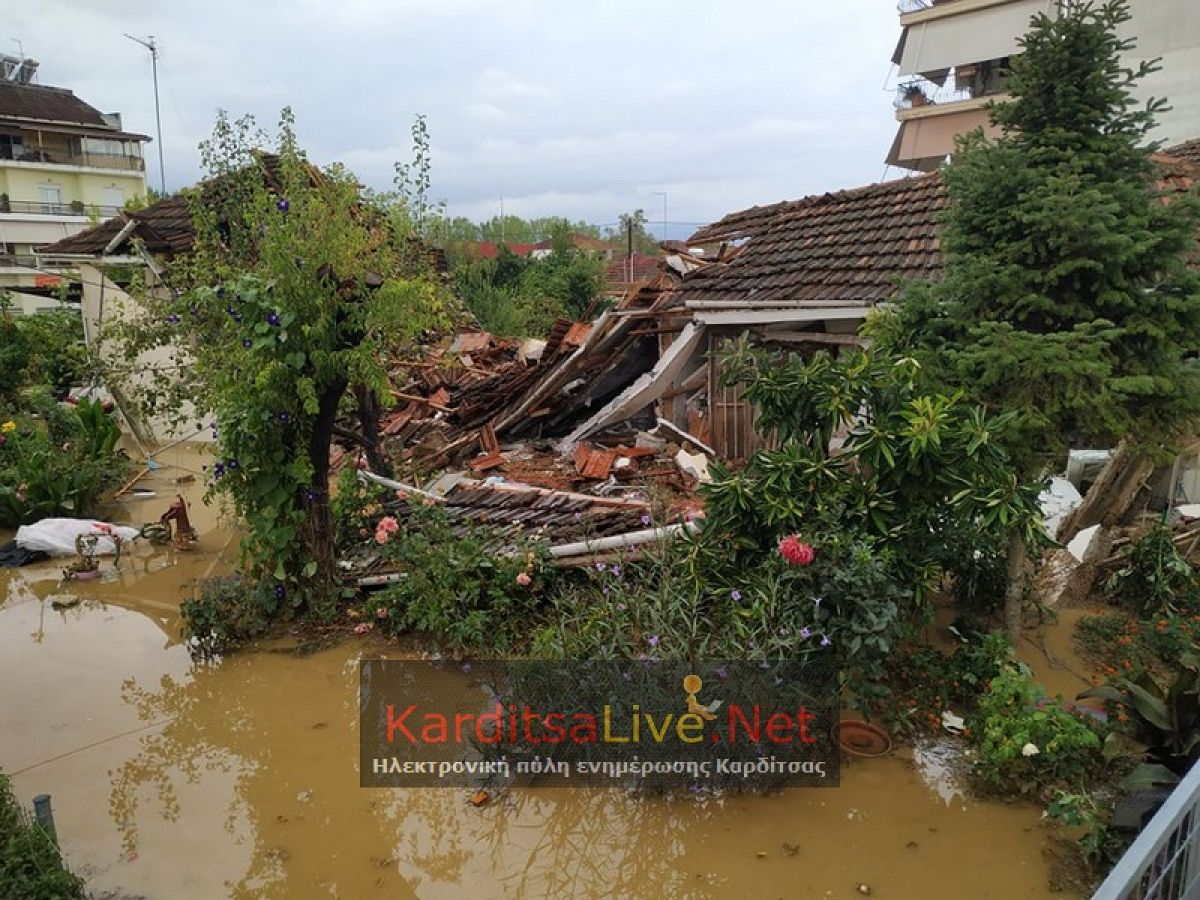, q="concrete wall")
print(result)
[1123,0,1200,146]
[78,262,200,447]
